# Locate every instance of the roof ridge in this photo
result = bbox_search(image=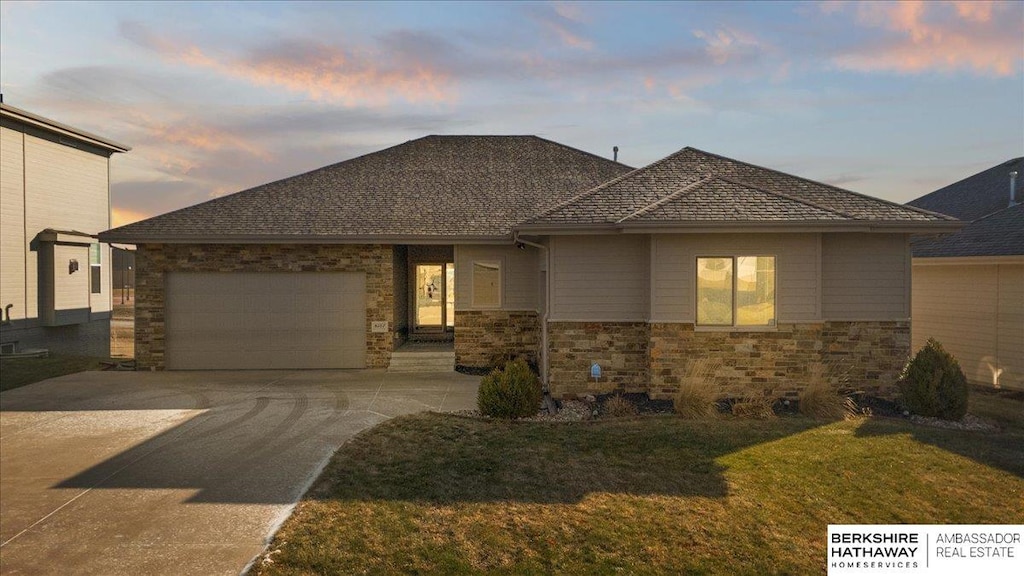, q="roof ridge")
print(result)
[616,174,716,223]
[686,147,957,221]
[714,174,856,220]
[529,135,634,170]
[527,145,696,223]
